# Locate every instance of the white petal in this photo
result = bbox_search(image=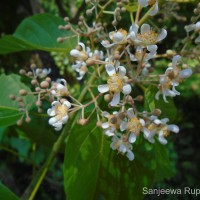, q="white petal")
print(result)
[127,108,135,118]
[119,144,127,153]
[63,100,71,108]
[158,135,167,145]
[120,121,127,131]
[157,29,167,42]
[102,122,109,129]
[78,42,86,51]
[49,117,57,125]
[154,119,161,125]
[138,0,148,7]
[143,128,150,138]
[105,64,116,76]
[118,66,126,77]
[172,55,181,66]
[110,93,120,106]
[126,150,134,161]
[129,24,139,34]
[140,119,145,126]
[195,21,200,30]
[185,24,196,32]
[179,68,192,79]
[122,84,132,95]
[47,108,56,116]
[141,24,150,34]
[195,35,200,43]
[98,84,109,93]
[70,49,80,57]
[160,118,169,124]
[147,45,158,53]
[102,111,110,118]
[129,133,136,143]
[167,125,179,133]
[149,2,158,16]
[105,130,115,137]
[55,125,62,131]
[62,115,69,124]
